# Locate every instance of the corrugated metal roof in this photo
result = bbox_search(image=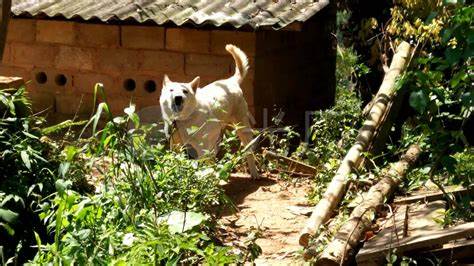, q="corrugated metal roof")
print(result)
[11,0,329,30]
